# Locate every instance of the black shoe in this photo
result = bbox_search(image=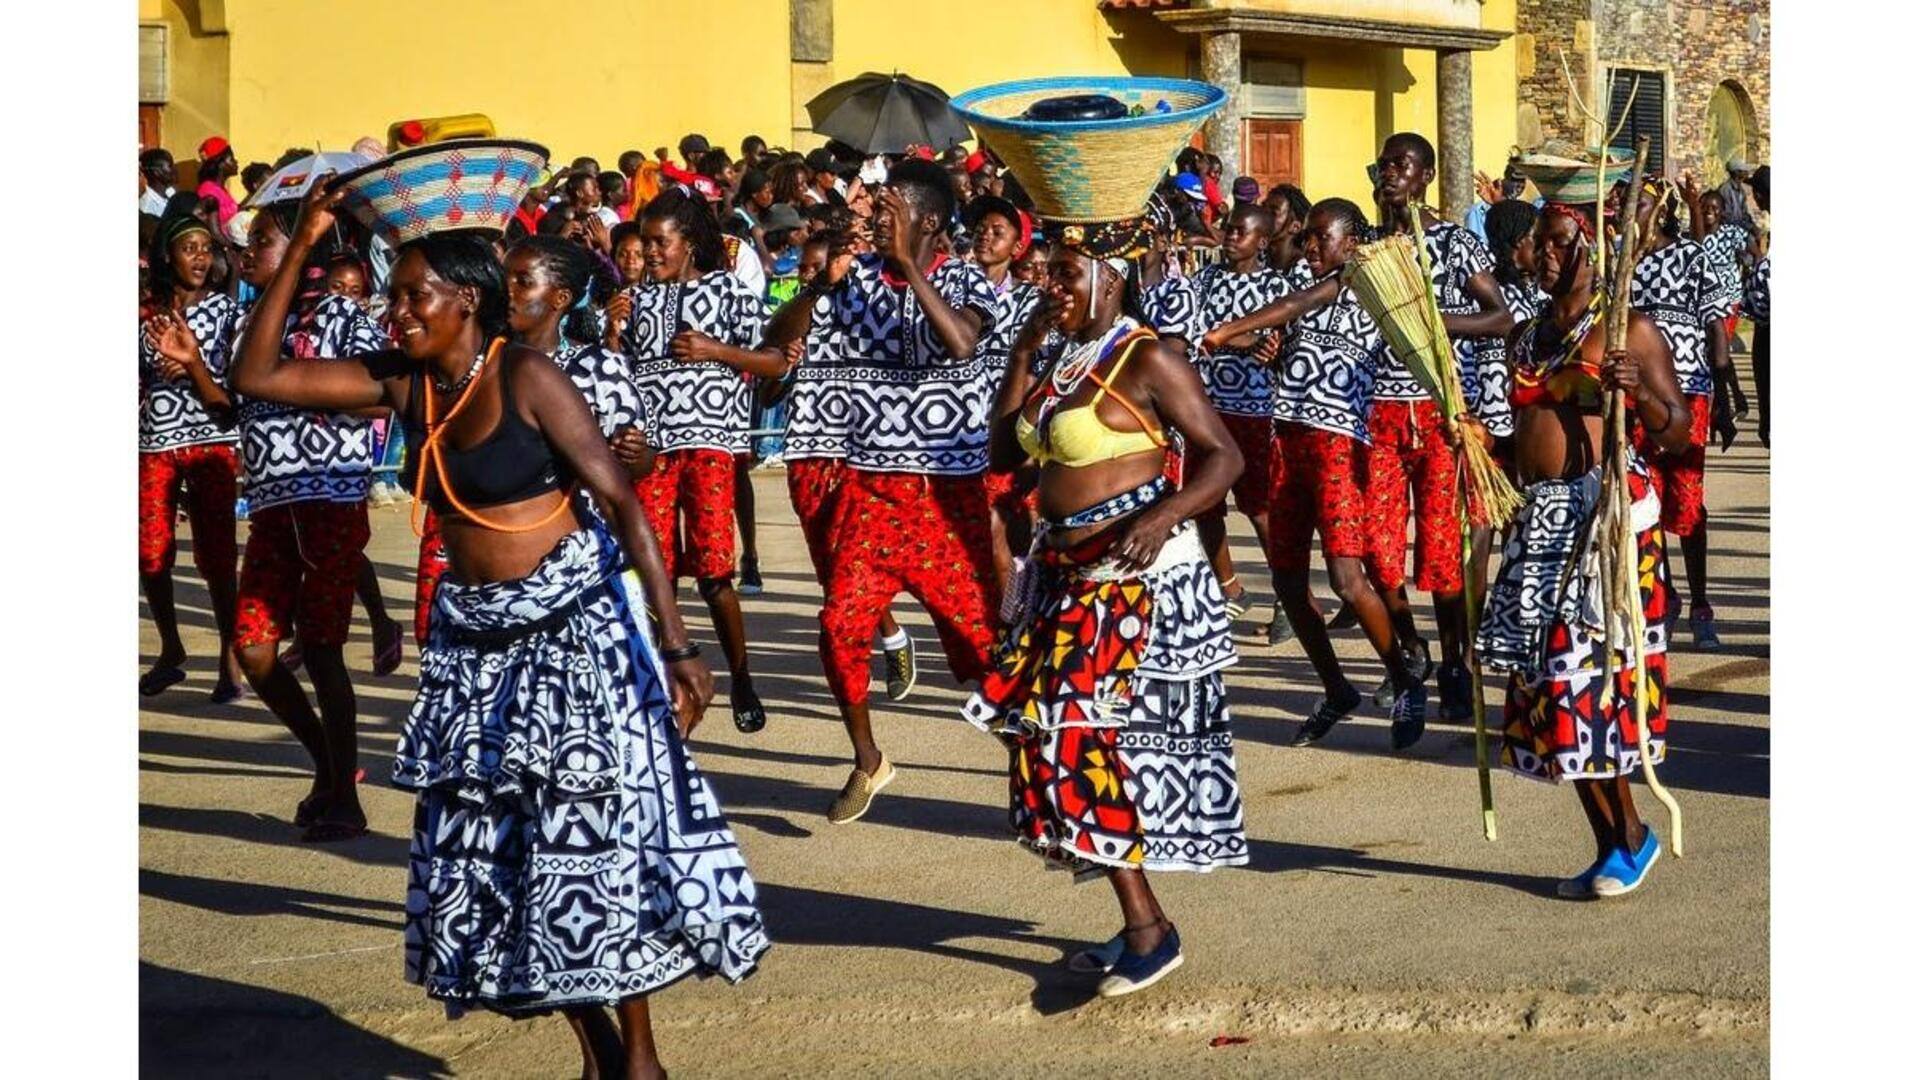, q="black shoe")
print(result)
[1437,662,1473,723]
[1292,688,1363,746]
[1389,683,1428,752]
[1326,601,1360,632]
[1374,638,1433,708]
[732,683,767,733]
[738,556,764,596]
